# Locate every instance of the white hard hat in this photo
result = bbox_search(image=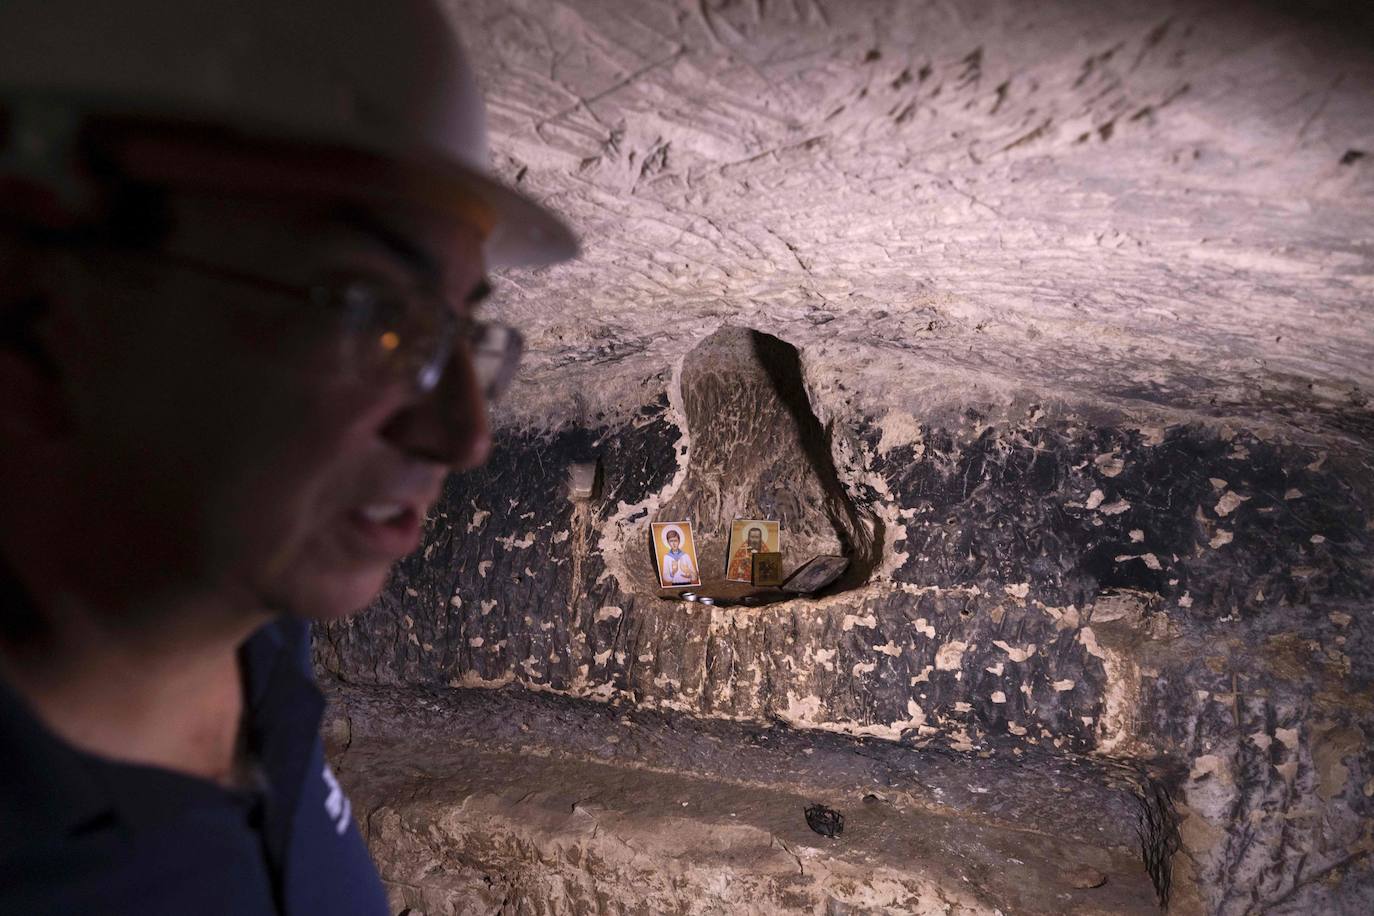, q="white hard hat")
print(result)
[0,0,577,270]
